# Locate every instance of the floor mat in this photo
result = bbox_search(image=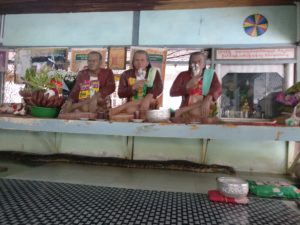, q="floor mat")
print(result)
[0,179,299,225]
